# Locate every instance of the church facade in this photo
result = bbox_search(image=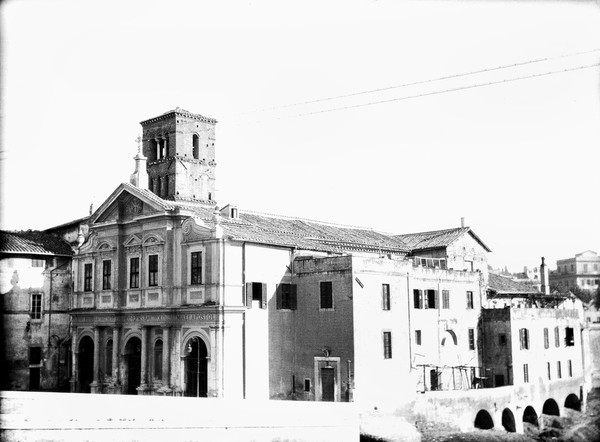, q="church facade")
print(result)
[65,108,588,419]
